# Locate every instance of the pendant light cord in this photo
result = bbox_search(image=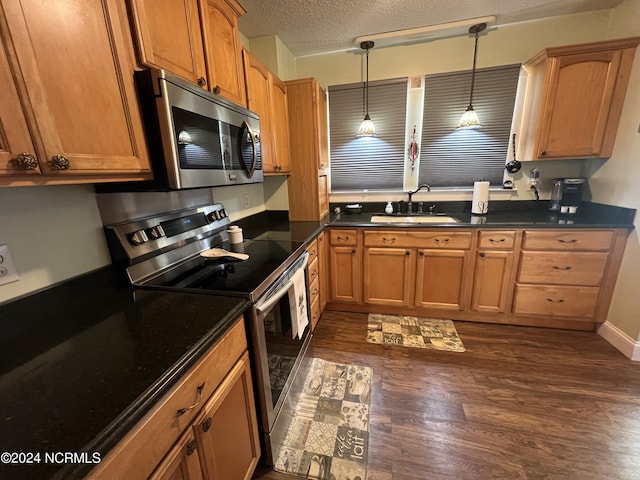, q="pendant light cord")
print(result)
[468,29,479,108]
[365,48,369,117]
